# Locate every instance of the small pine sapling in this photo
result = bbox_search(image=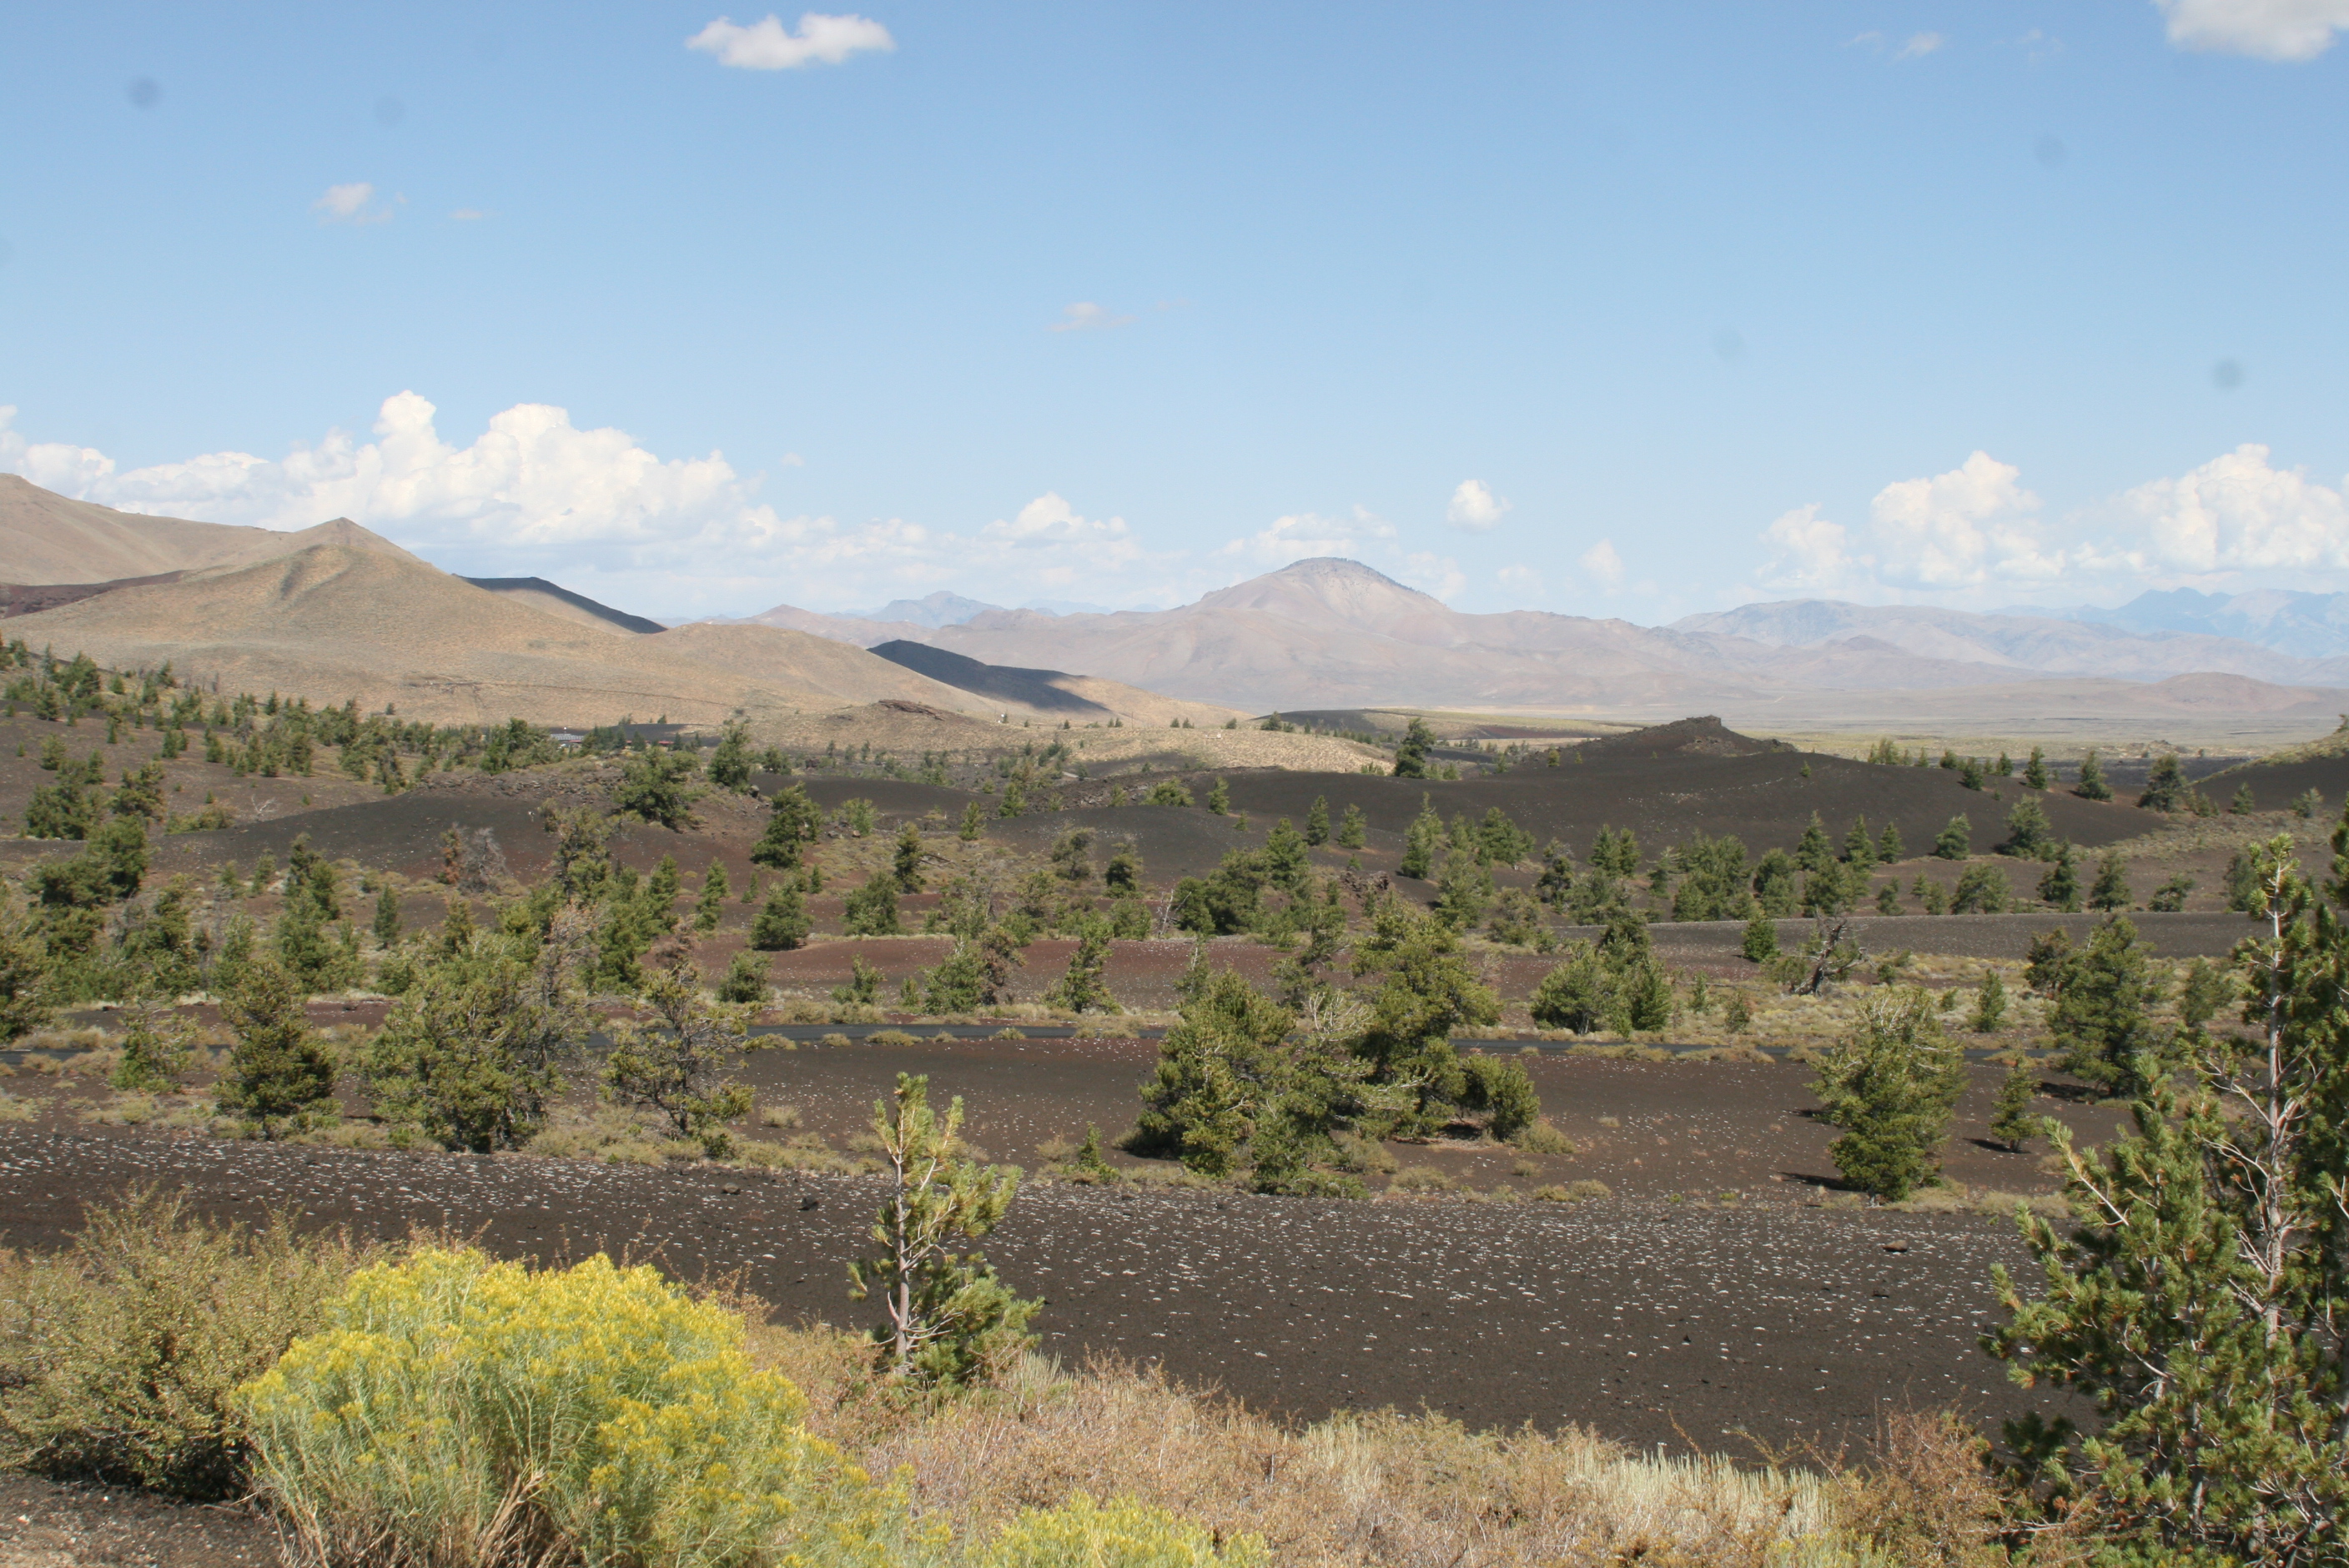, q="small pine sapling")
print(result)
[1988,1059,2043,1153]
[958,801,983,842]
[1741,912,1779,962]
[2088,852,2132,912]
[601,958,752,1153]
[1933,814,1972,860]
[371,884,400,947]
[1811,989,1964,1203]
[848,1073,1039,1385]
[1337,803,1366,849]
[751,882,809,952]
[716,949,770,1005]
[109,1001,198,1092]
[1722,989,1753,1034]
[215,959,339,1138]
[1972,968,2008,1033]
[893,822,926,893]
